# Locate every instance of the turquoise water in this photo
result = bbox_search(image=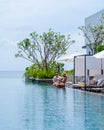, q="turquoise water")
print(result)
[0,72,104,130]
